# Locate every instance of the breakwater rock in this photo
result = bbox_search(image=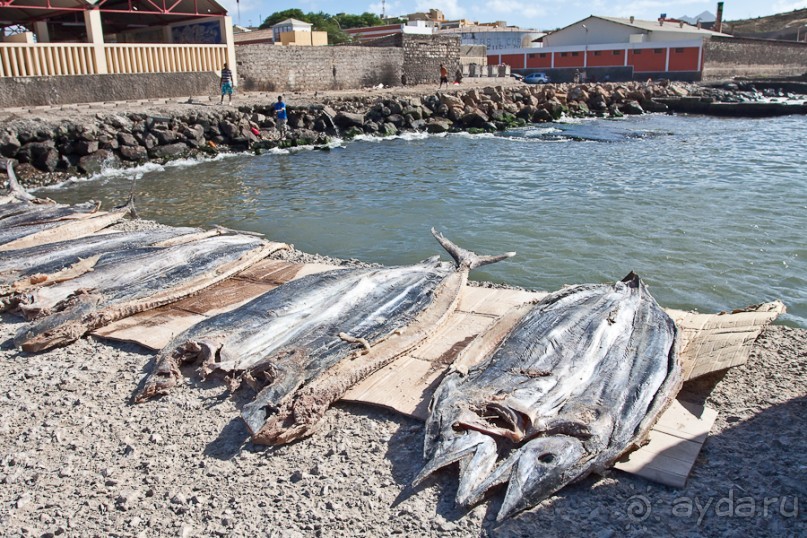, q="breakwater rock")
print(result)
[1,80,803,188]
